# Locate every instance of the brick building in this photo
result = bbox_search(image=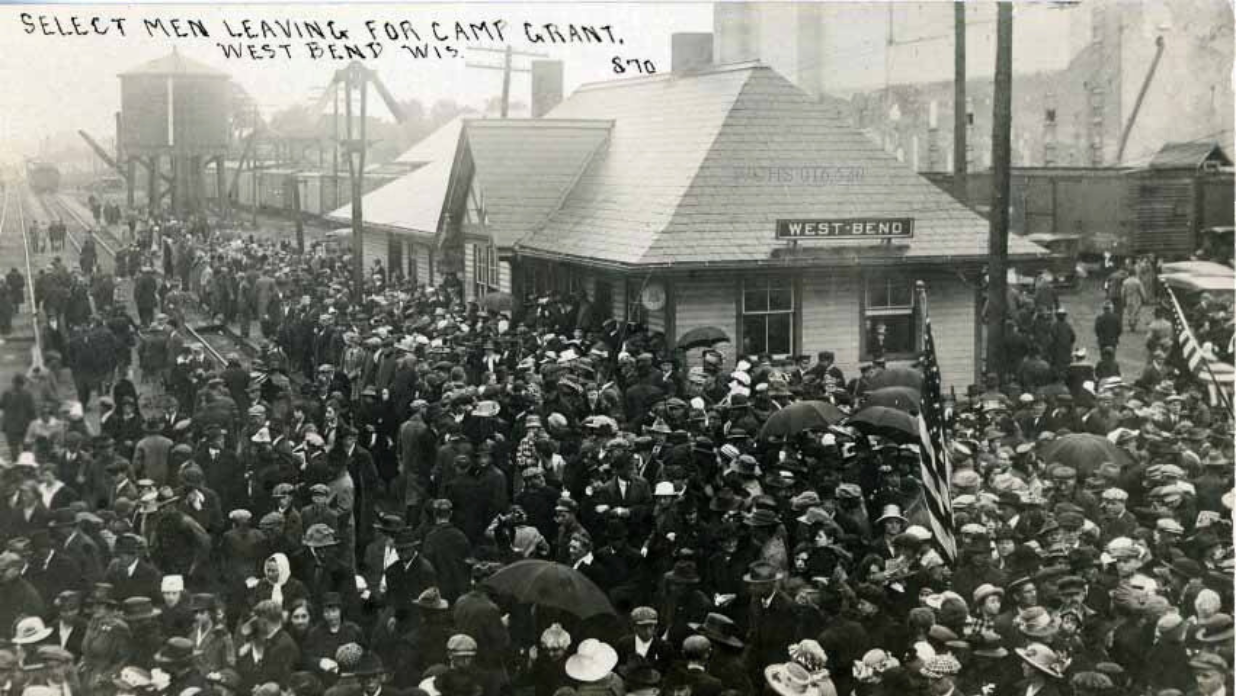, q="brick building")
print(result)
[716,0,1234,170]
